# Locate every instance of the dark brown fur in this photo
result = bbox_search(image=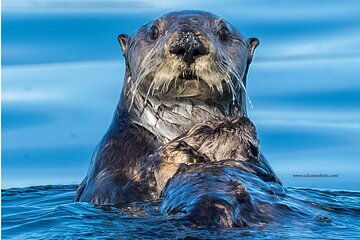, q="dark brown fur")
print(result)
[141,117,282,227]
[75,11,271,210]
